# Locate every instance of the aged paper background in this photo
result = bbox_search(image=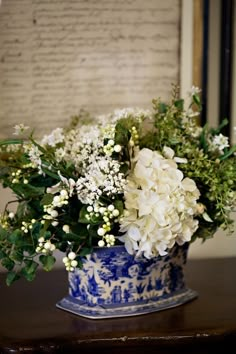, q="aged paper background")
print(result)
[0,0,180,137]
